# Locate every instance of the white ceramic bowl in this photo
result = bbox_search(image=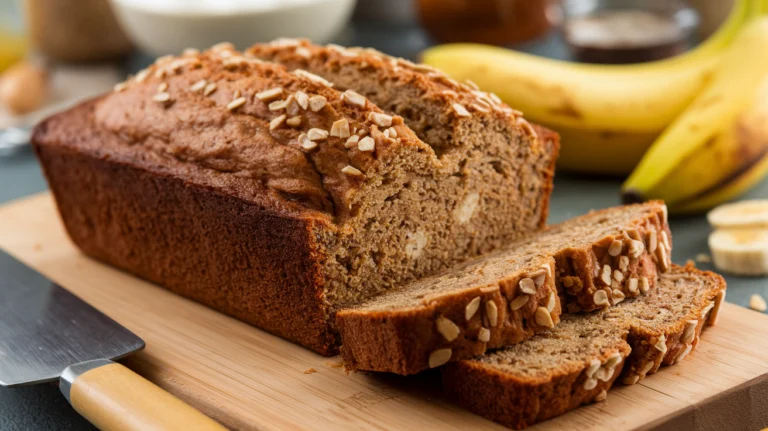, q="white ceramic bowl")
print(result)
[109,0,356,56]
